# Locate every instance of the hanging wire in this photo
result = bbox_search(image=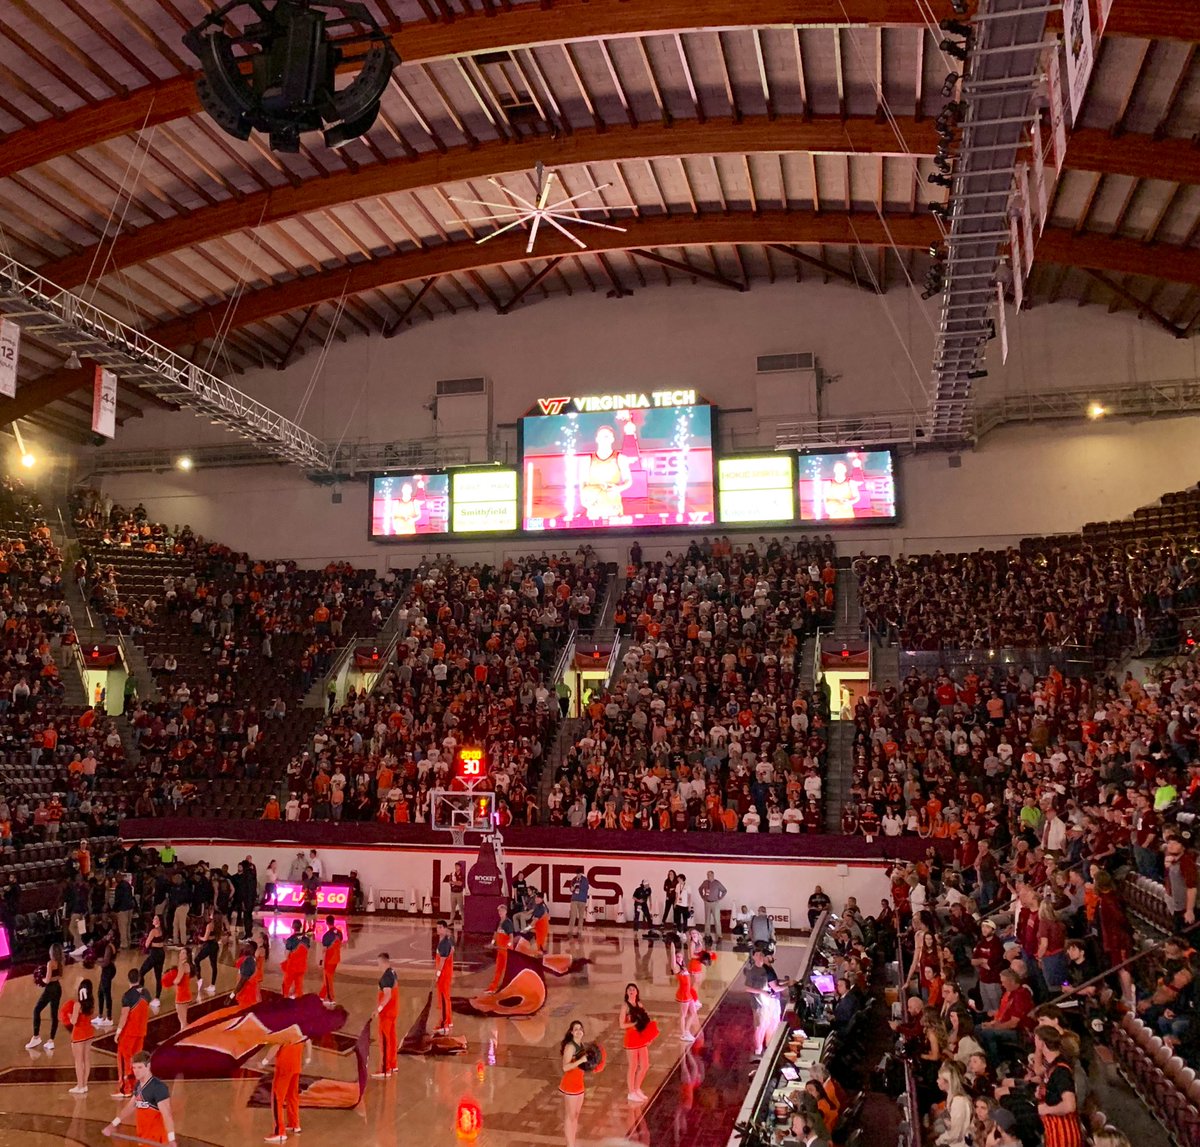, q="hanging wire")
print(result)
[82,100,158,305]
[200,199,272,376]
[295,281,350,426]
